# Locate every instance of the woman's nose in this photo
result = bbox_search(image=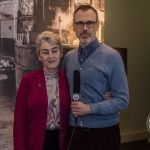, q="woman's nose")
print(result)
[48,51,52,58]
